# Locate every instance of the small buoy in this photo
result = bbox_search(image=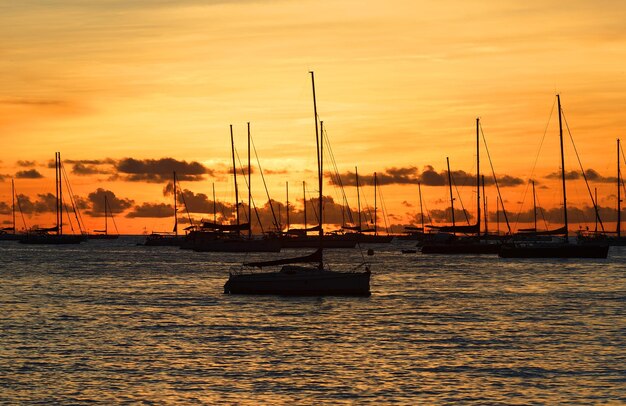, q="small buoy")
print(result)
[367,248,374,256]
